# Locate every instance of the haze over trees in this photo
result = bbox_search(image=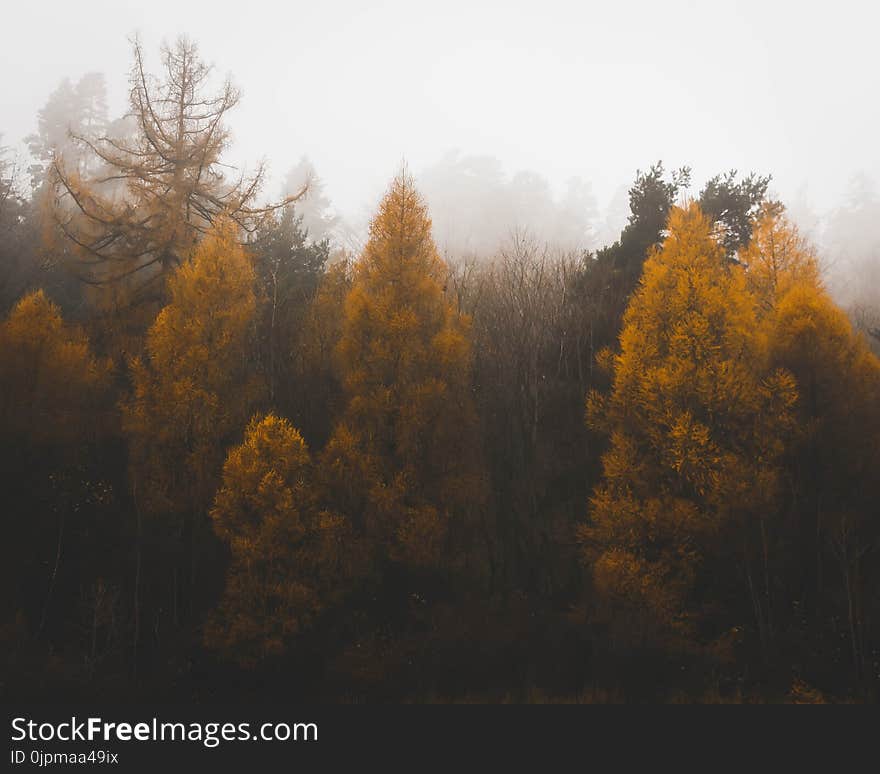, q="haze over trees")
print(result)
[1,35,879,704]
[418,151,599,258]
[48,38,299,297]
